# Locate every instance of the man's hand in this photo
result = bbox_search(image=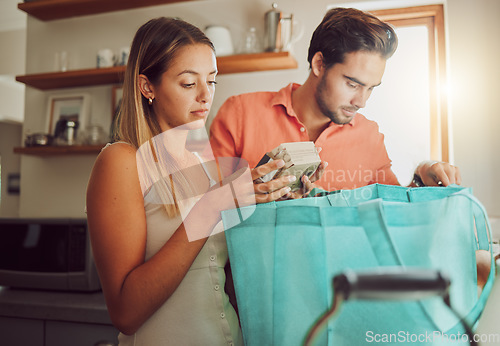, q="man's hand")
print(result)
[309,161,328,184]
[413,161,462,187]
